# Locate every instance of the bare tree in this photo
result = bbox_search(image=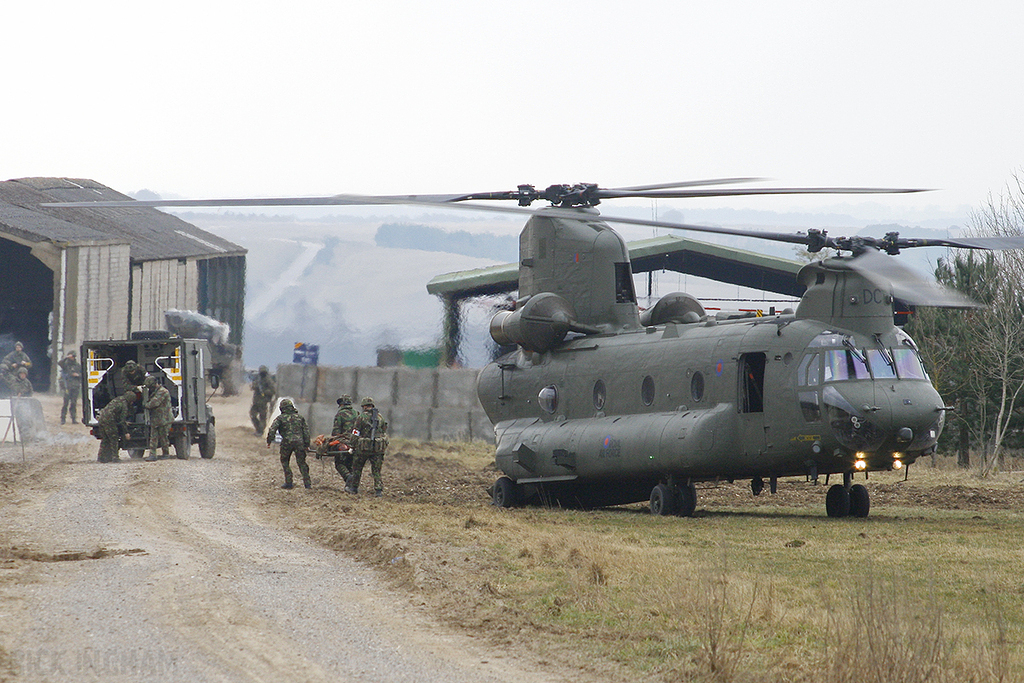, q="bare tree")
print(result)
[967,173,1024,475]
[910,172,1024,474]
